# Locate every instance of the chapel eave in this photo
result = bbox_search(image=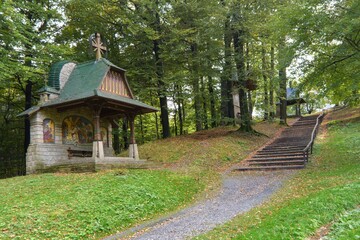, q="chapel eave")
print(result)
[41,89,157,114]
